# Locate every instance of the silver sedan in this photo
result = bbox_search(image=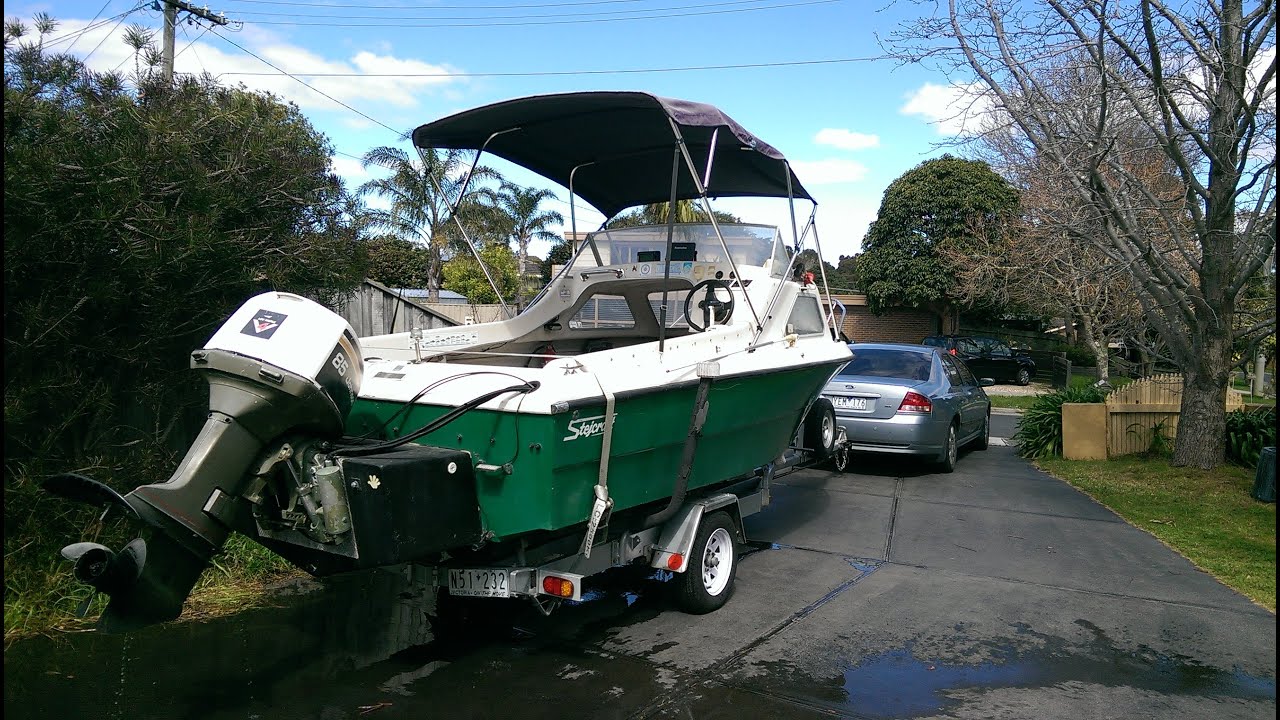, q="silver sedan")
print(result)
[821,343,993,472]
